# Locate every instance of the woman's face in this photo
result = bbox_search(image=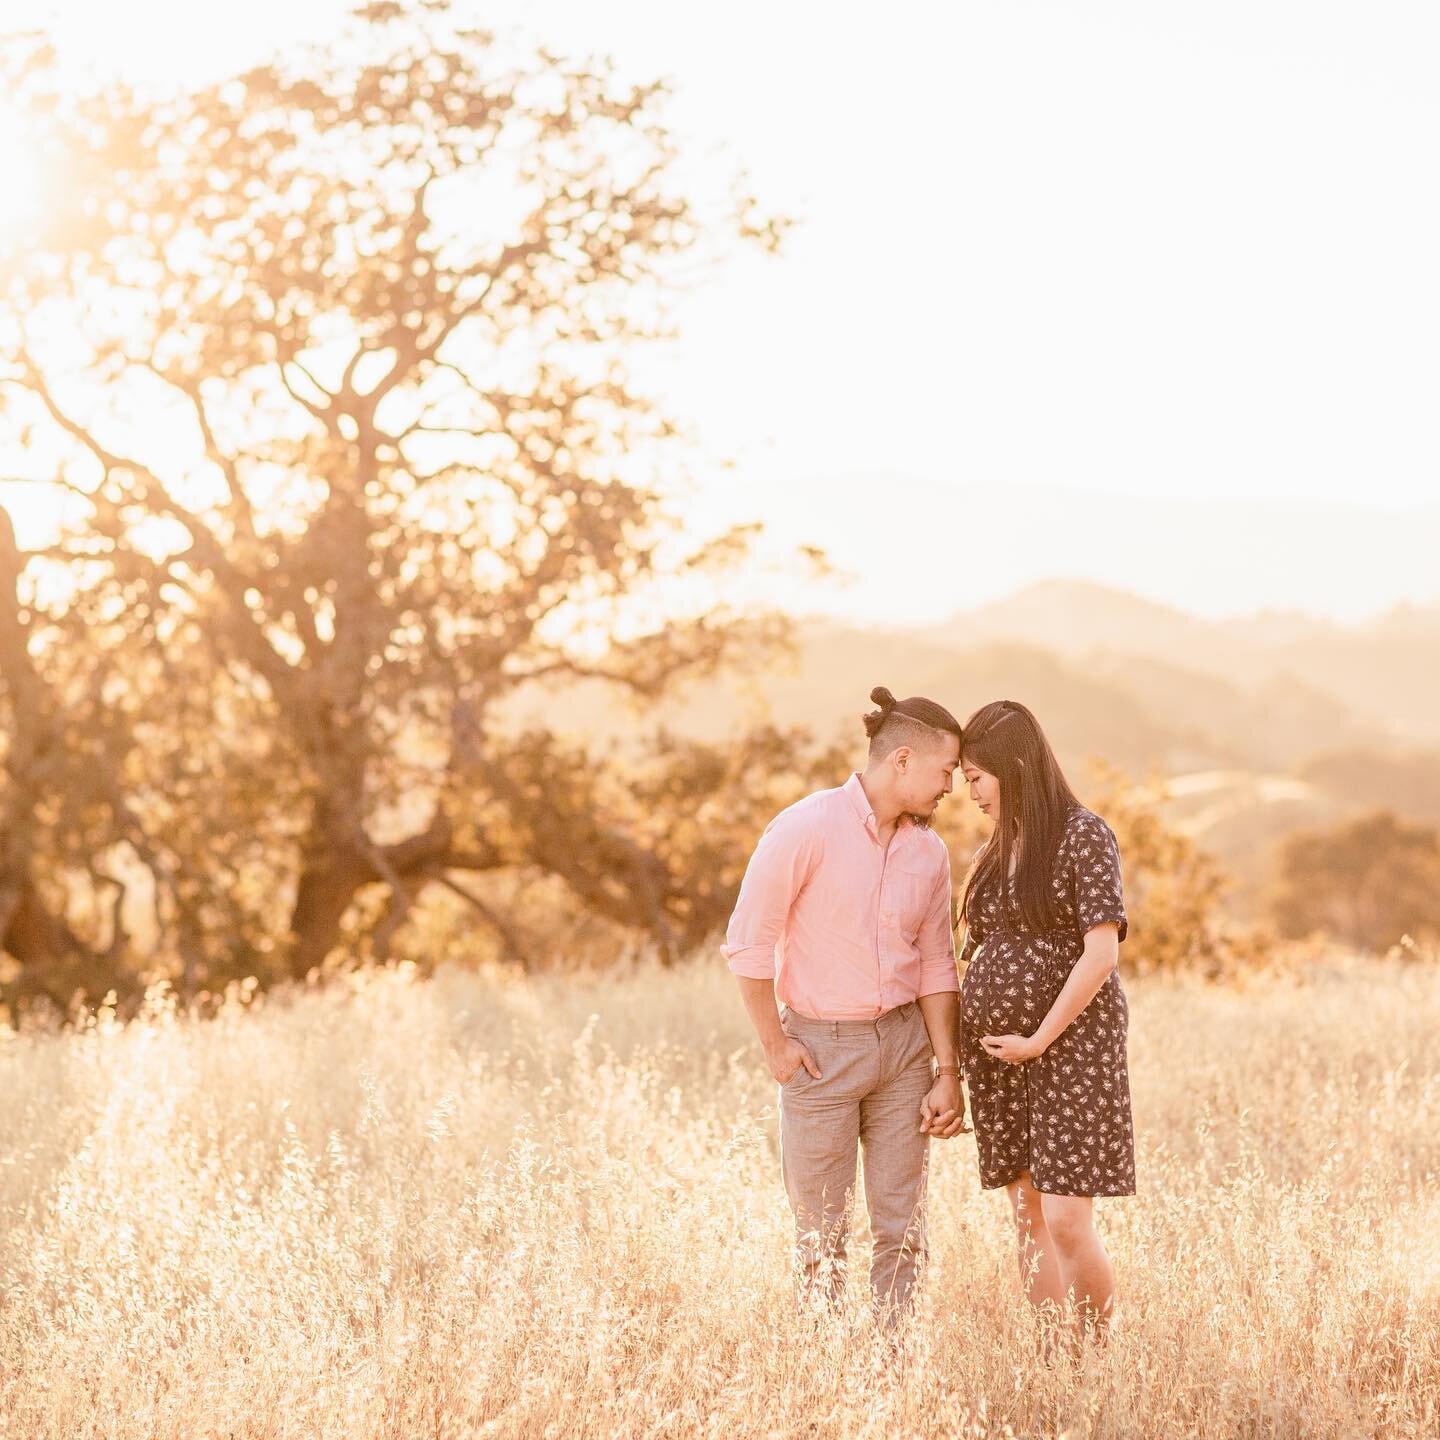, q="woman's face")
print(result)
[961,759,1001,819]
